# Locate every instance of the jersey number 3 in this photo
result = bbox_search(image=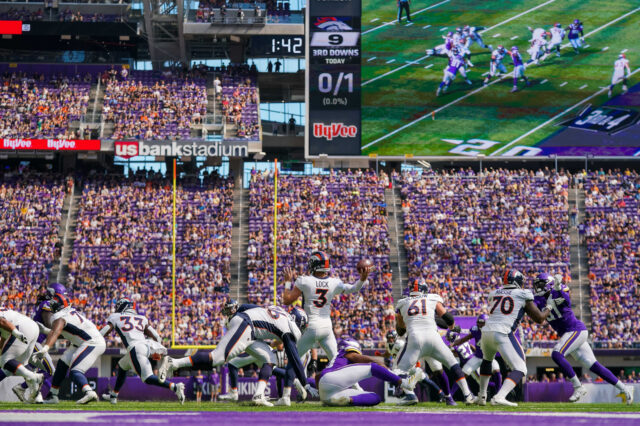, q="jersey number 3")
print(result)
[490,296,514,315]
[313,289,329,308]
